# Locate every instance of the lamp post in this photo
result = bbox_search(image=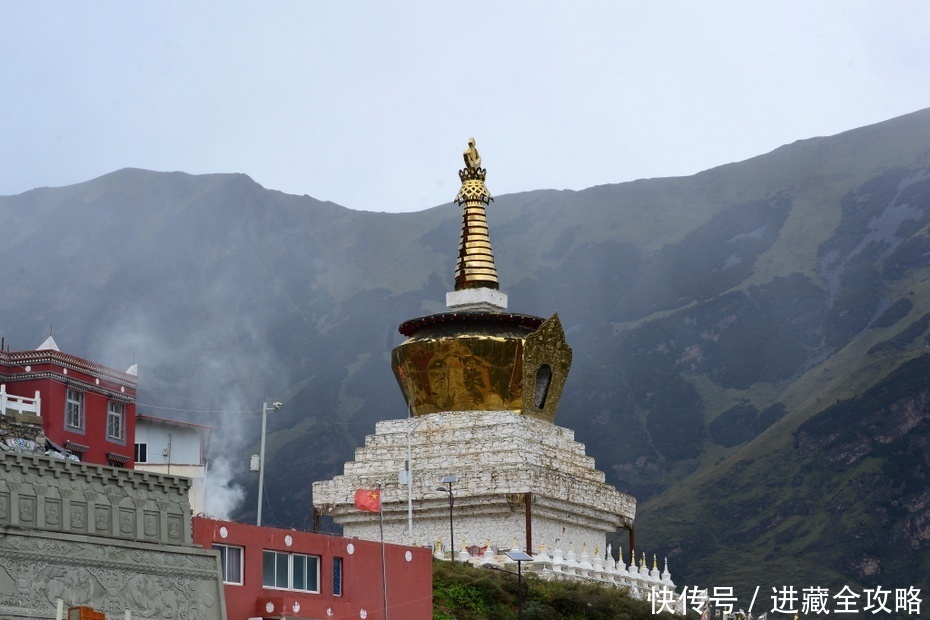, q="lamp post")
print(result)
[256,401,282,526]
[435,475,458,560]
[484,551,533,620]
